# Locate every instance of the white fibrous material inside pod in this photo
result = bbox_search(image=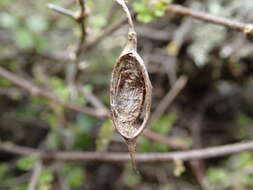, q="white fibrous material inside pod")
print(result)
[112,53,145,138]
